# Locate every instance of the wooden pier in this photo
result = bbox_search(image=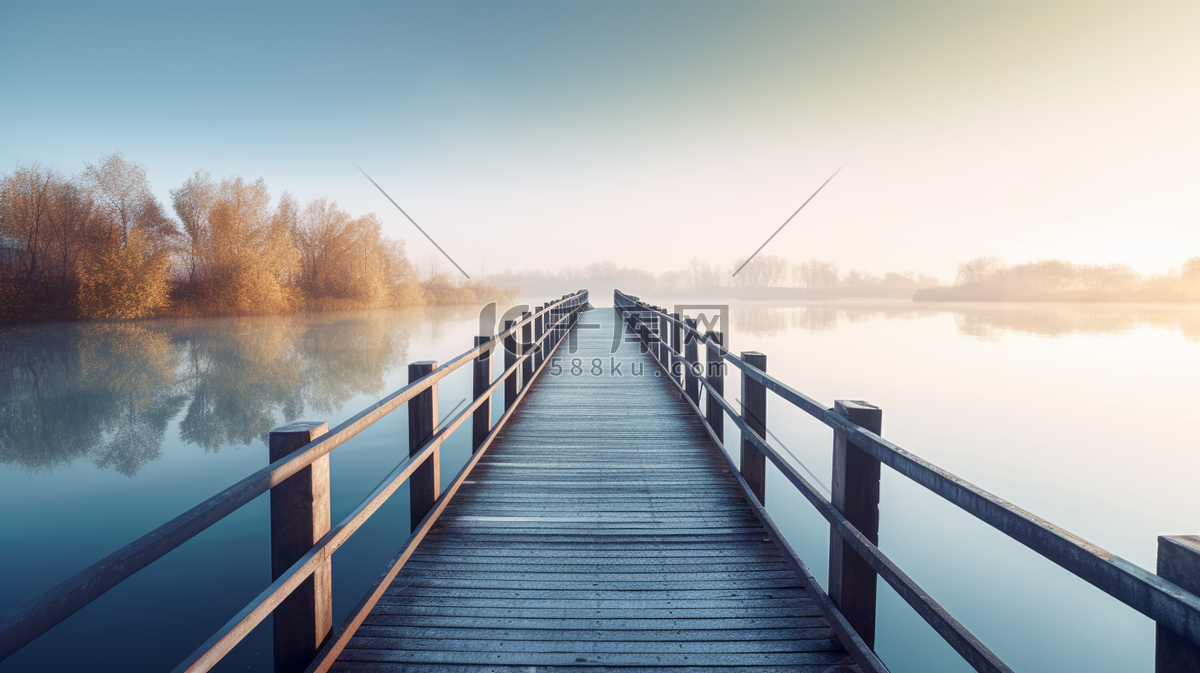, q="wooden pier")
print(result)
[2,287,1199,673]
[330,308,866,671]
